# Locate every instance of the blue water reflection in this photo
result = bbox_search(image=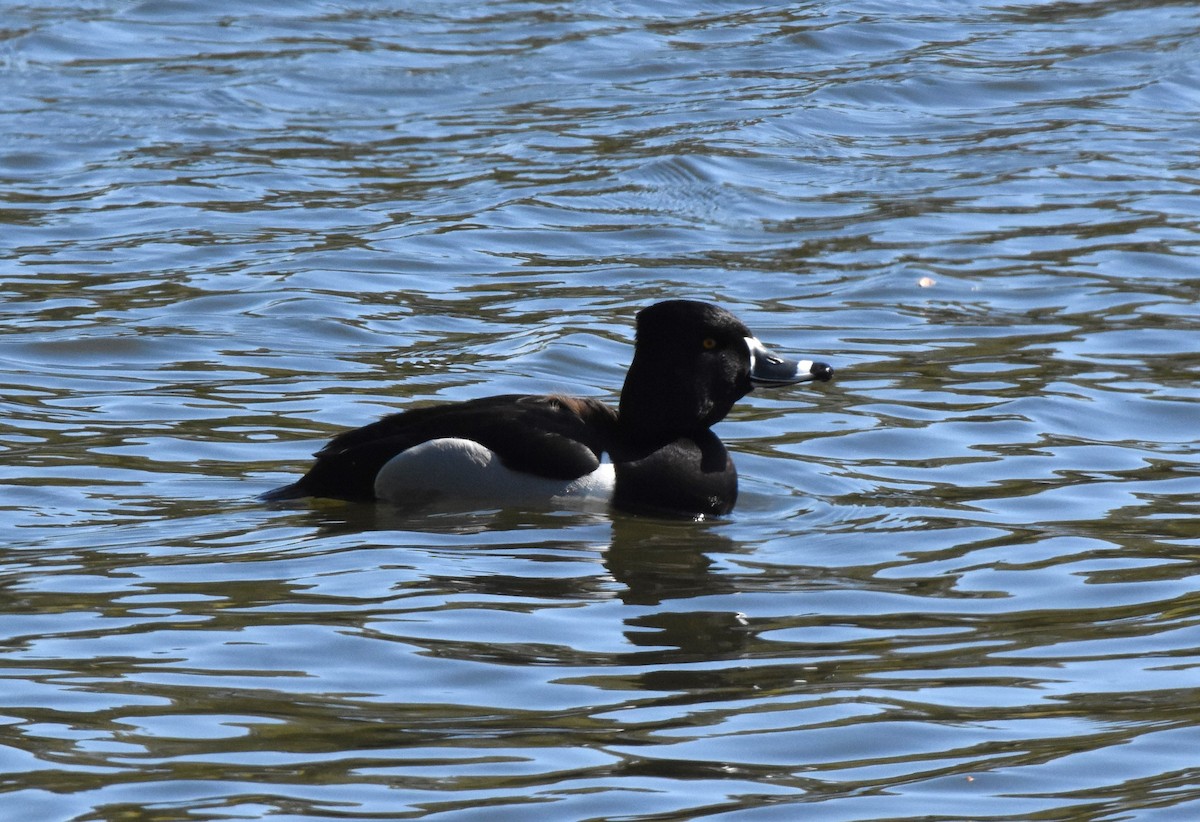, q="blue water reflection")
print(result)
[3,0,1199,820]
